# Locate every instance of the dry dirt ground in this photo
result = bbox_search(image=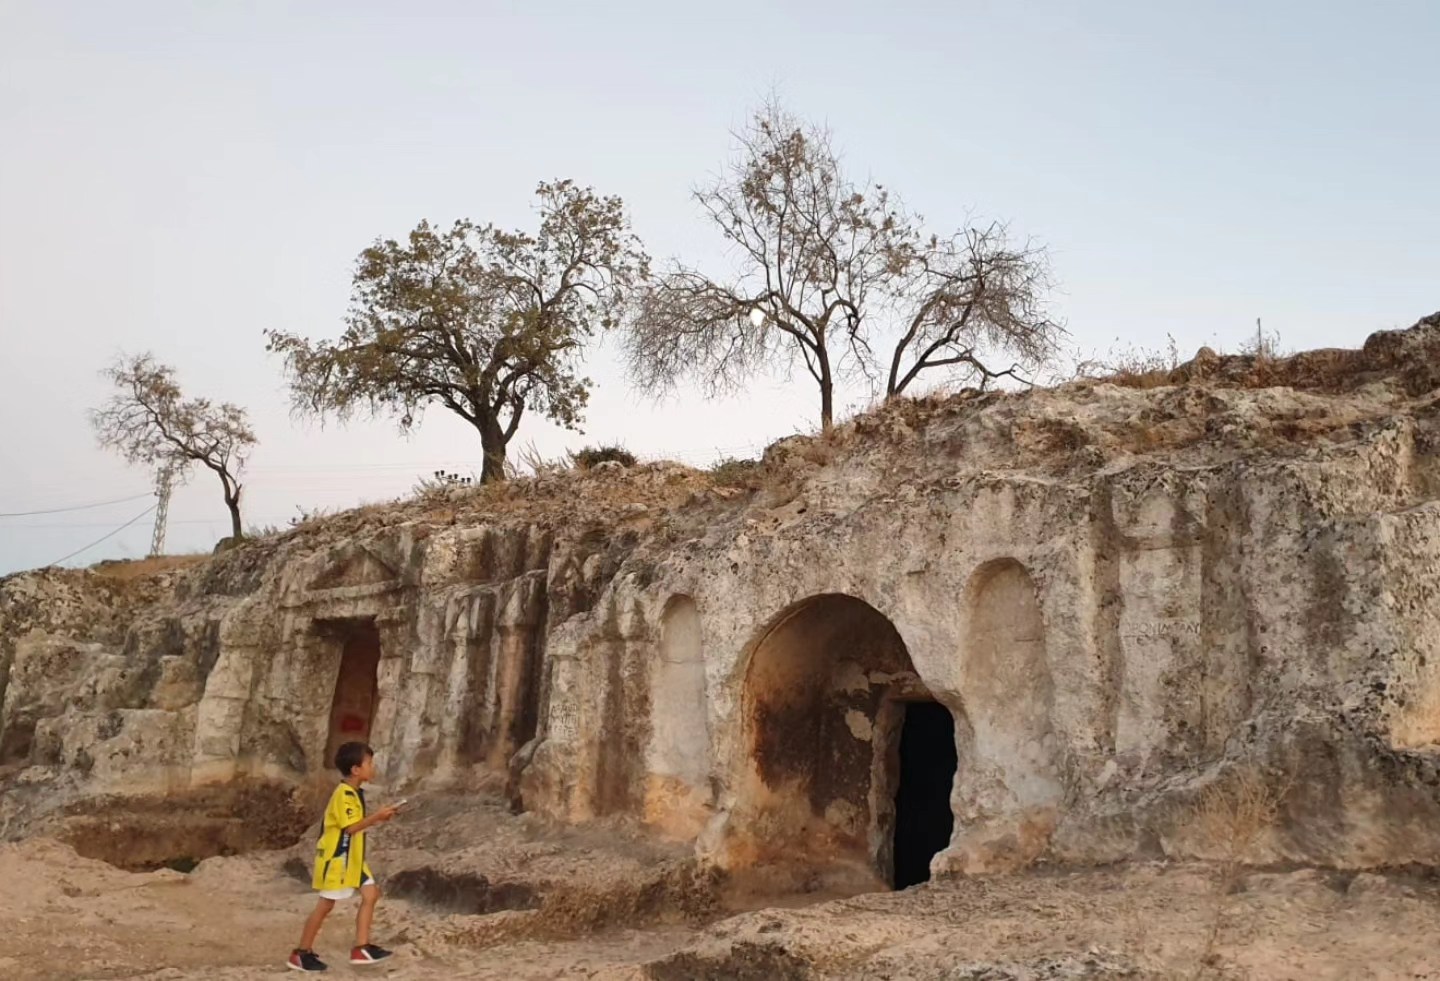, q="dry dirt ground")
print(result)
[6,795,1440,980]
